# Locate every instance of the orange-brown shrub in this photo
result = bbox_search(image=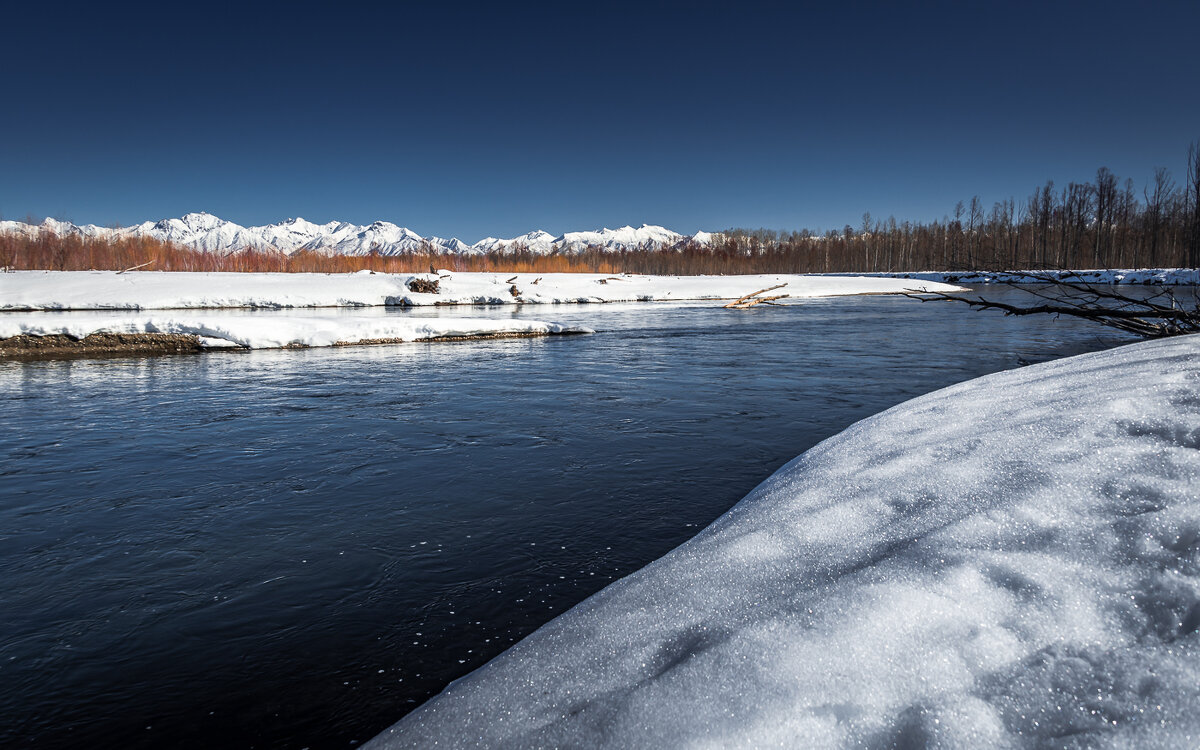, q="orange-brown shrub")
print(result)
[0,233,636,274]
